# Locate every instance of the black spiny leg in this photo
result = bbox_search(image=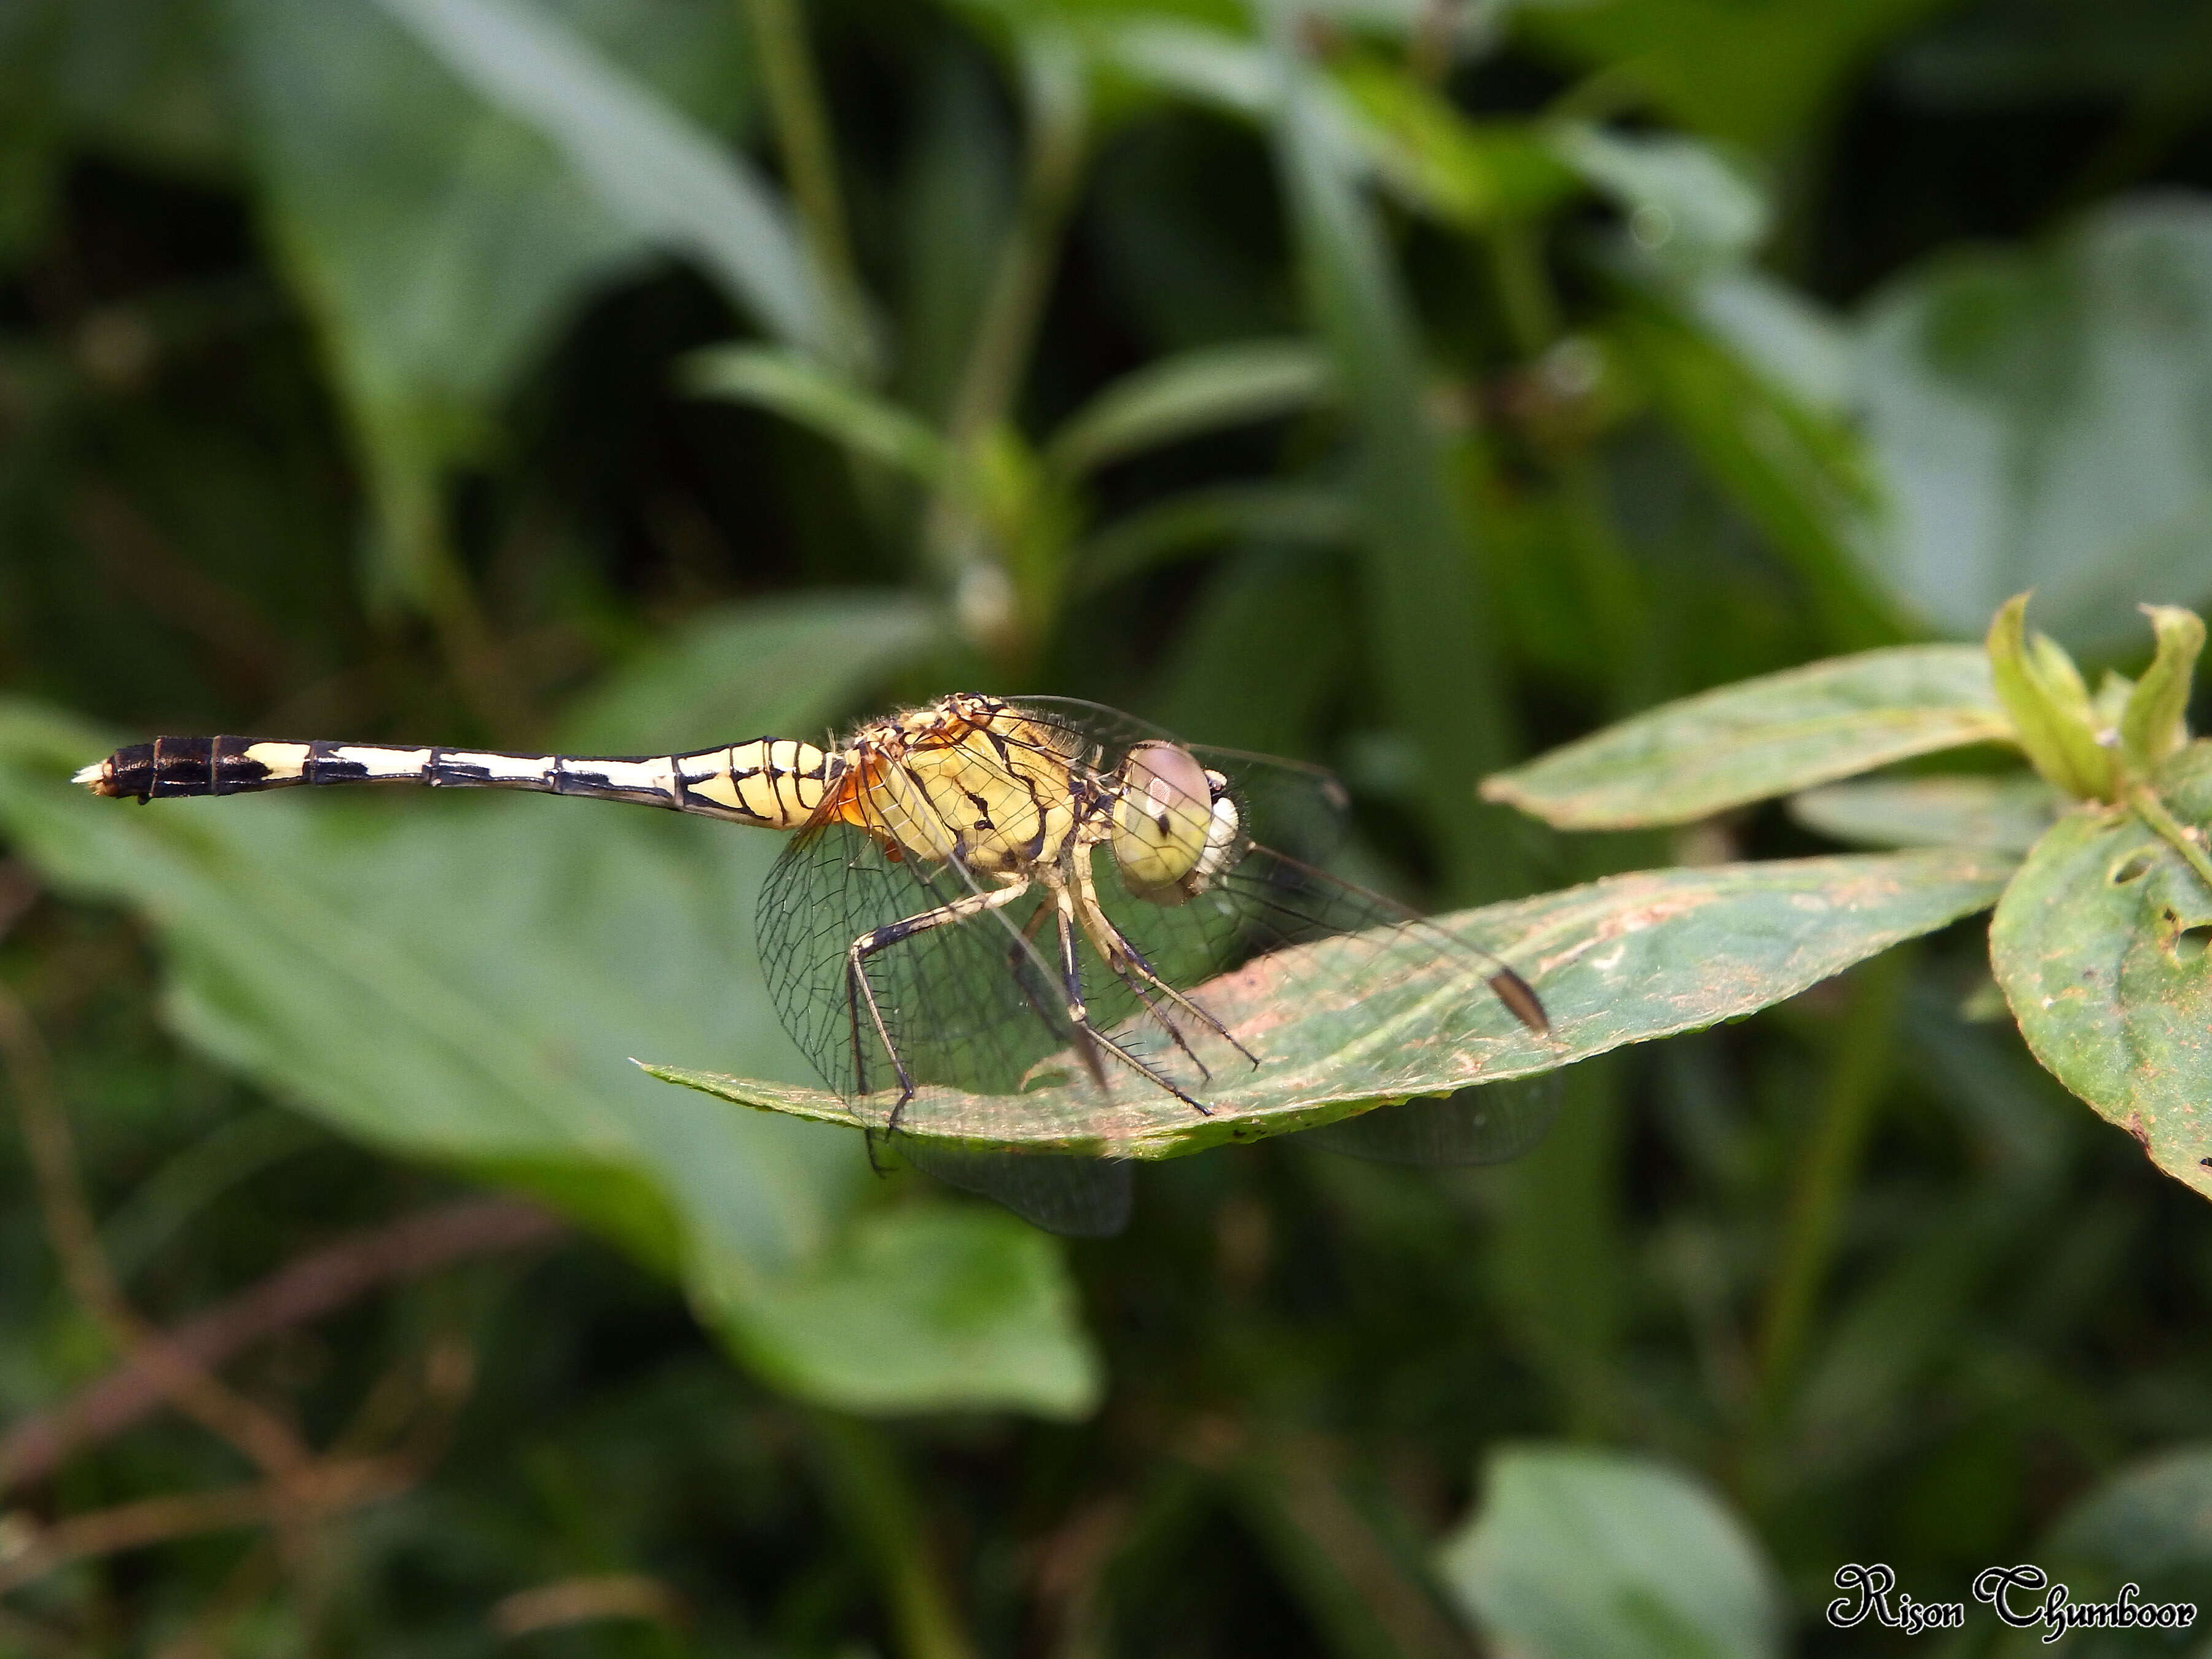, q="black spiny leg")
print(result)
[1105,927,1256,1072]
[1071,865,1257,1076]
[845,954,879,1102]
[844,882,1032,1132]
[1114,967,1216,1085]
[1054,901,1115,1099]
[1049,890,1215,1116]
